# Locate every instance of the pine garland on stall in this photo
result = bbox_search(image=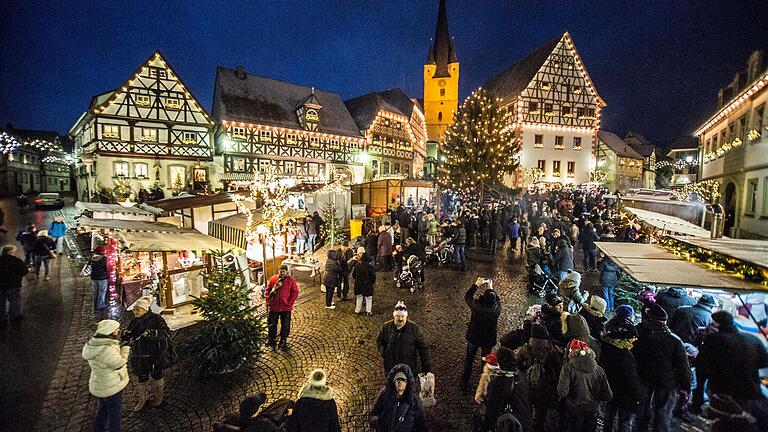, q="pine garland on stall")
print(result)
[320,200,345,247]
[437,88,519,190]
[186,250,267,377]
